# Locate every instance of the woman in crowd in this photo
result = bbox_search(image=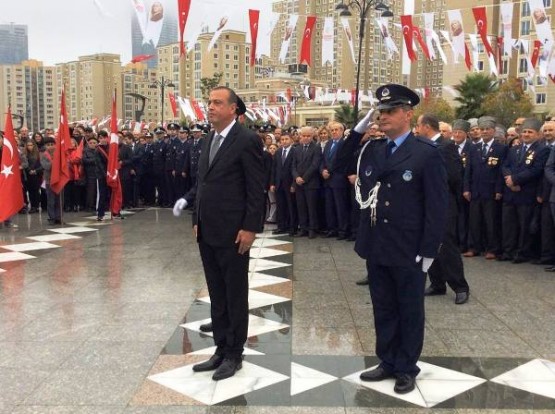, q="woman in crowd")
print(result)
[32,131,45,152]
[23,139,43,213]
